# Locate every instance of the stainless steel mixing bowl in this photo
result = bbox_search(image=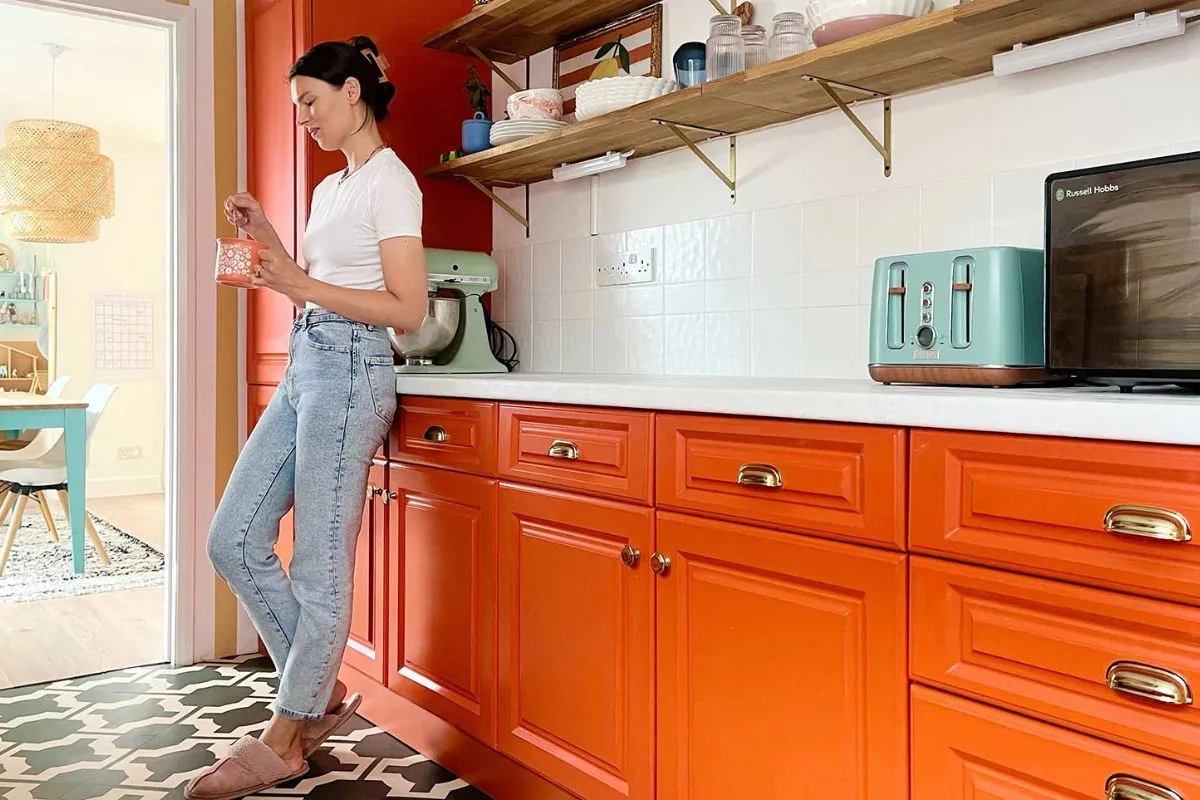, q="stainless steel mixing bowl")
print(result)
[388,297,461,363]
